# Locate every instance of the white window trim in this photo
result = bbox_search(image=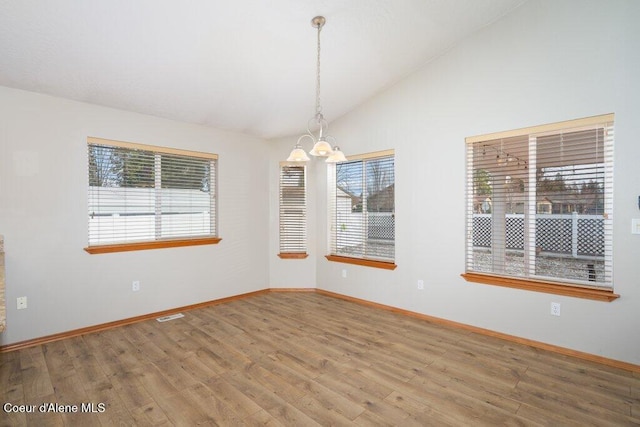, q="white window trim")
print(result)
[278,162,308,258]
[84,137,220,254]
[327,149,396,270]
[463,114,618,302]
